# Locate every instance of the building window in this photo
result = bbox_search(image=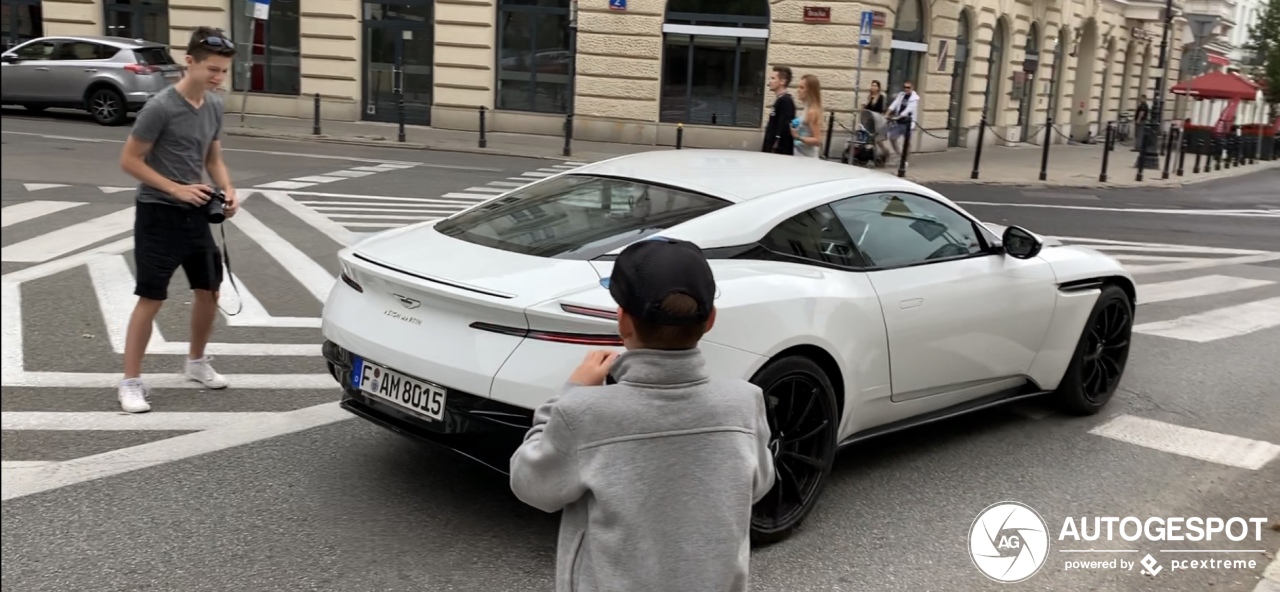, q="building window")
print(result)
[1,0,43,50]
[660,0,770,127]
[887,0,925,96]
[231,0,301,95]
[496,0,571,114]
[103,0,168,45]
